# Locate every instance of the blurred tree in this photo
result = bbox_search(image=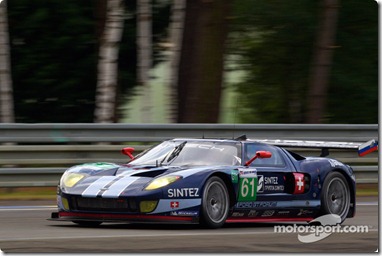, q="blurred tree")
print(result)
[326,0,378,123]
[0,0,15,123]
[94,0,125,123]
[137,0,153,122]
[168,0,186,121]
[8,0,99,122]
[7,0,170,123]
[176,0,233,123]
[306,0,339,124]
[230,0,377,124]
[230,0,317,123]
